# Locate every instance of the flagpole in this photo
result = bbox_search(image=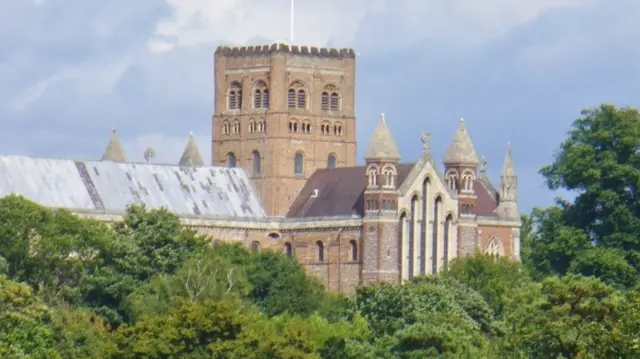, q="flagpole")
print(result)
[290,0,294,44]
